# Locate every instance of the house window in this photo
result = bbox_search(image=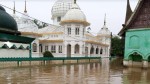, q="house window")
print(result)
[59,45,62,53]
[75,27,79,35]
[32,43,37,52]
[57,17,61,22]
[68,27,71,35]
[51,45,56,53]
[45,45,49,51]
